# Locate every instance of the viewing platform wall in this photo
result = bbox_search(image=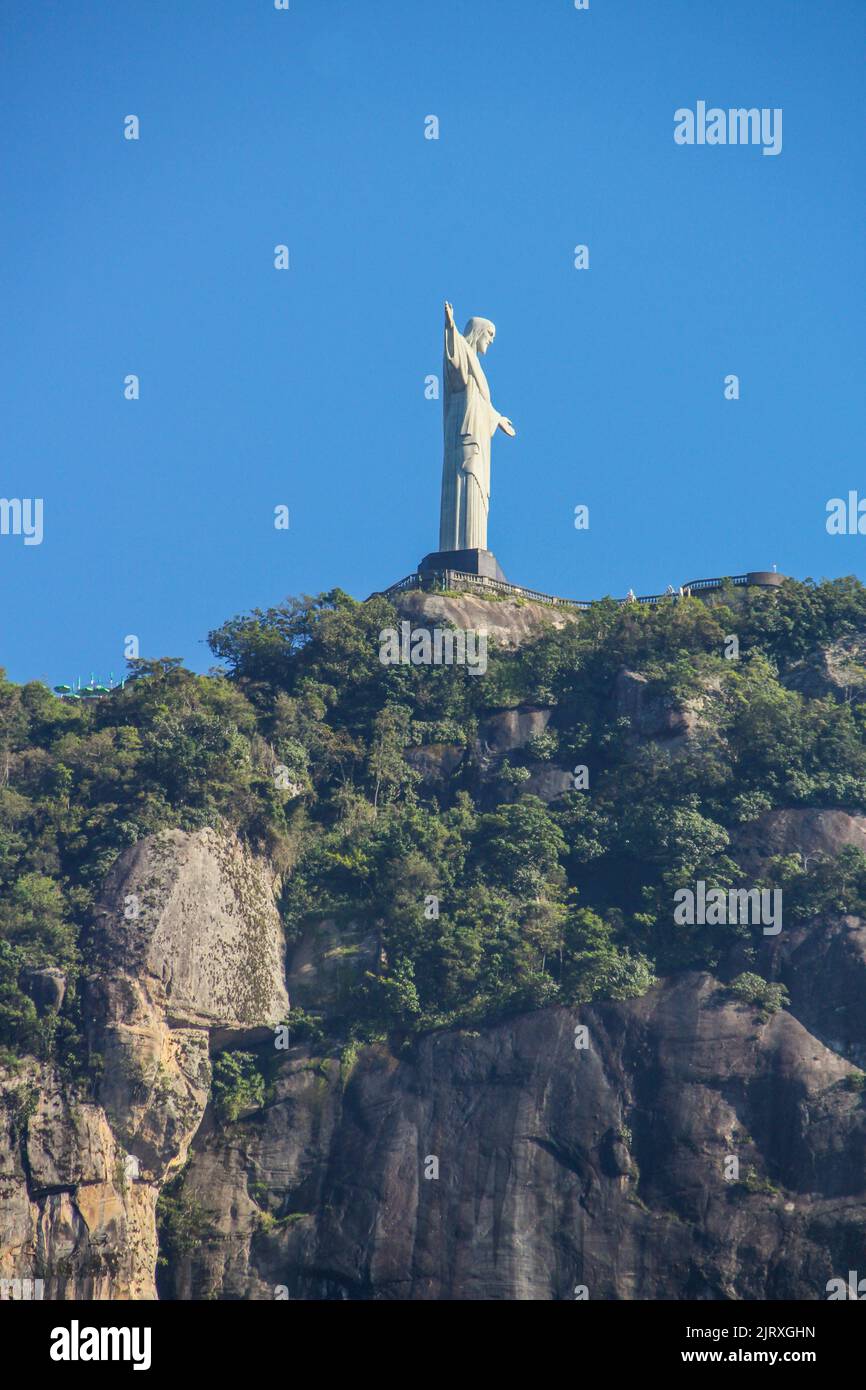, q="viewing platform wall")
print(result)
[373,569,785,610]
